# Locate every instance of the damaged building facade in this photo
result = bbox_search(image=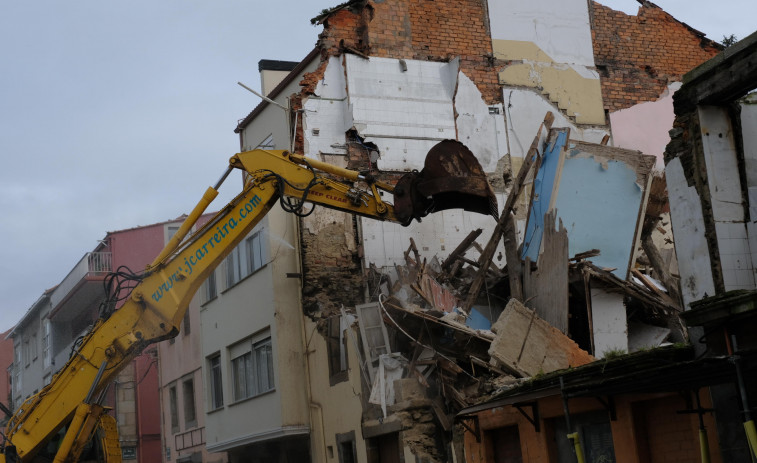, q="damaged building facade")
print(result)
[198,0,731,462]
